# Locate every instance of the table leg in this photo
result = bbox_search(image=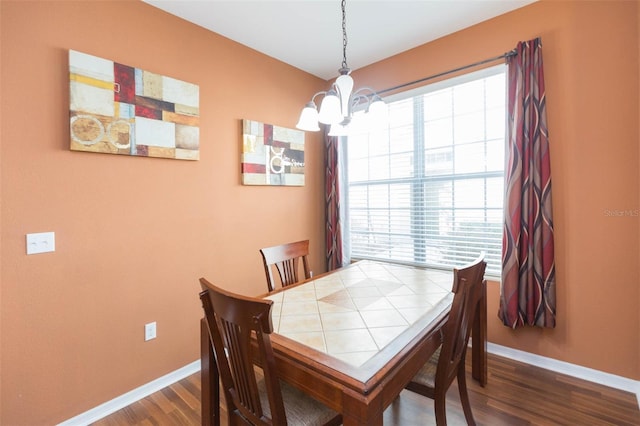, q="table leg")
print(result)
[343,413,383,426]
[471,280,488,386]
[341,388,384,426]
[201,318,220,426]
